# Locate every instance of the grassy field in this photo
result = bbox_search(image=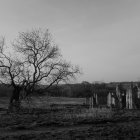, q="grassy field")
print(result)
[0,96,86,109]
[0,96,140,139]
